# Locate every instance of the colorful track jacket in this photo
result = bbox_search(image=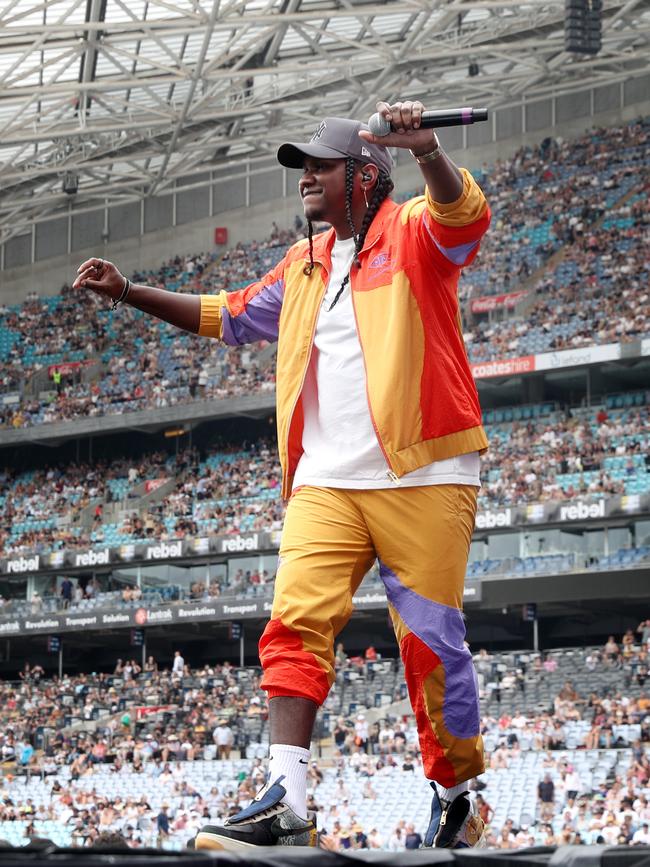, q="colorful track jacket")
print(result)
[199,168,491,499]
